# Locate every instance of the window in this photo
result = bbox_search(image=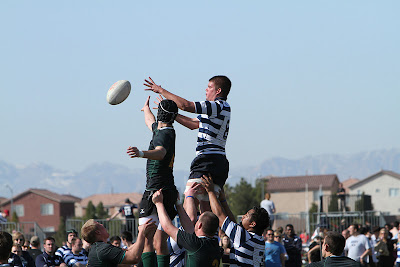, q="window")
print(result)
[14,205,24,217]
[41,203,54,215]
[389,188,399,197]
[42,226,55,232]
